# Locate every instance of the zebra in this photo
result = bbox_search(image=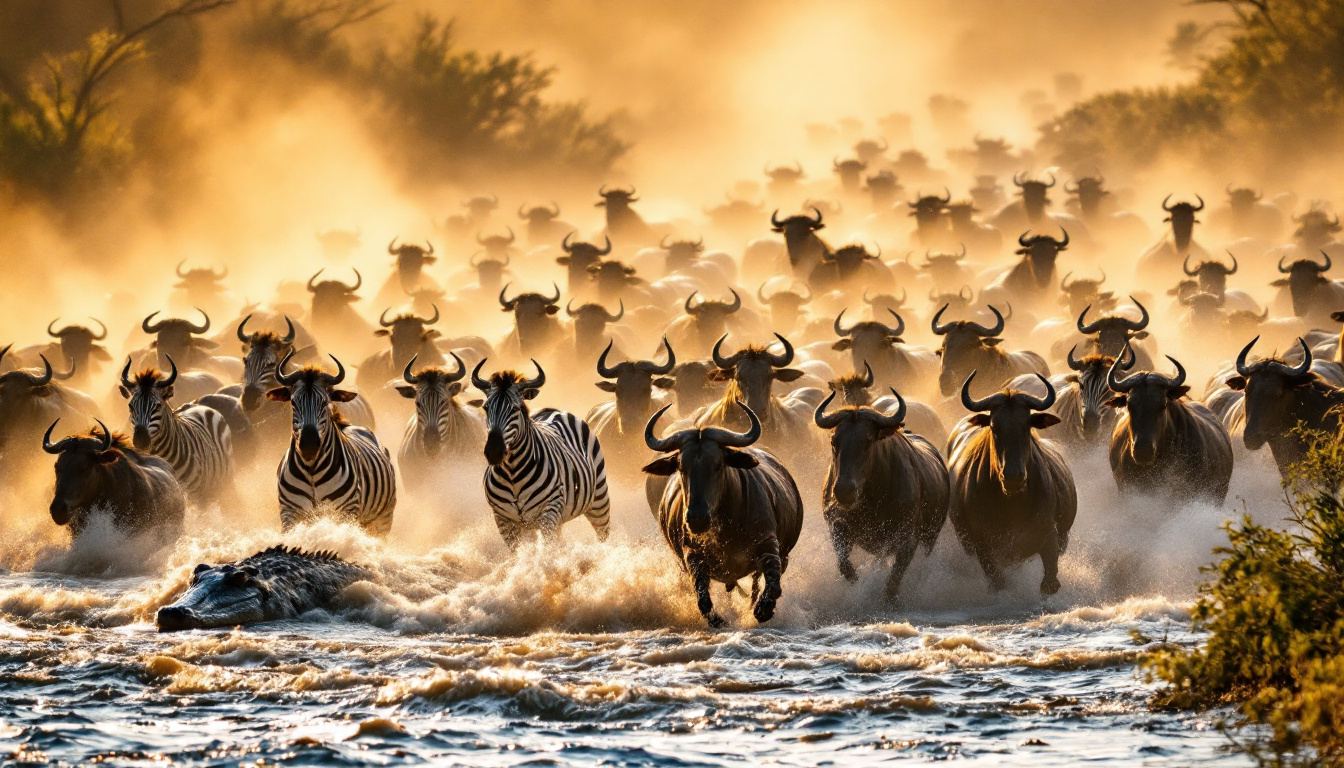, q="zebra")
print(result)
[267,350,397,536]
[471,358,612,547]
[396,352,487,493]
[119,356,237,505]
[1051,343,1136,449]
